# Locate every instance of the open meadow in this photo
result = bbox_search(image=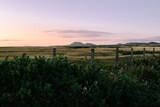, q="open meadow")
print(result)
[0,46,160,65]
